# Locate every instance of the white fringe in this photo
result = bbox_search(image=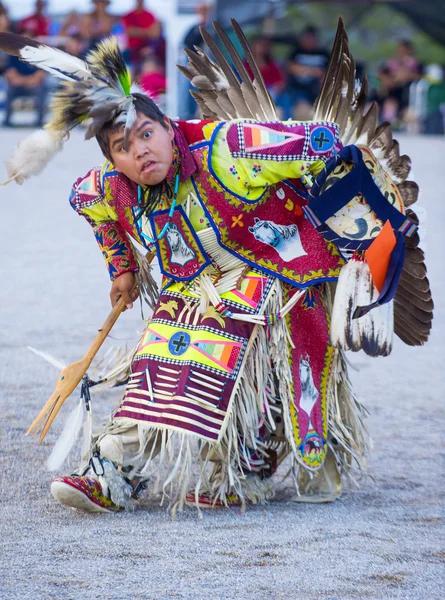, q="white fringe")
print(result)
[79,237,368,510]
